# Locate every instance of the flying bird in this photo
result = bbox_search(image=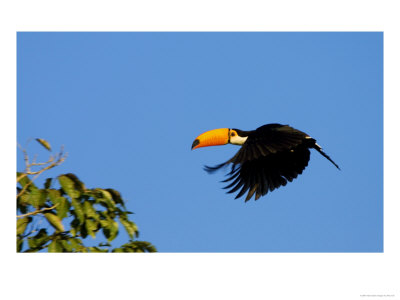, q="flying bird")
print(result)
[191,123,340,202]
